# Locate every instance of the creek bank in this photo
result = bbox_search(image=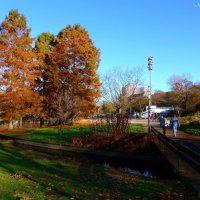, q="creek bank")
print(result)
[0,133,174,179]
